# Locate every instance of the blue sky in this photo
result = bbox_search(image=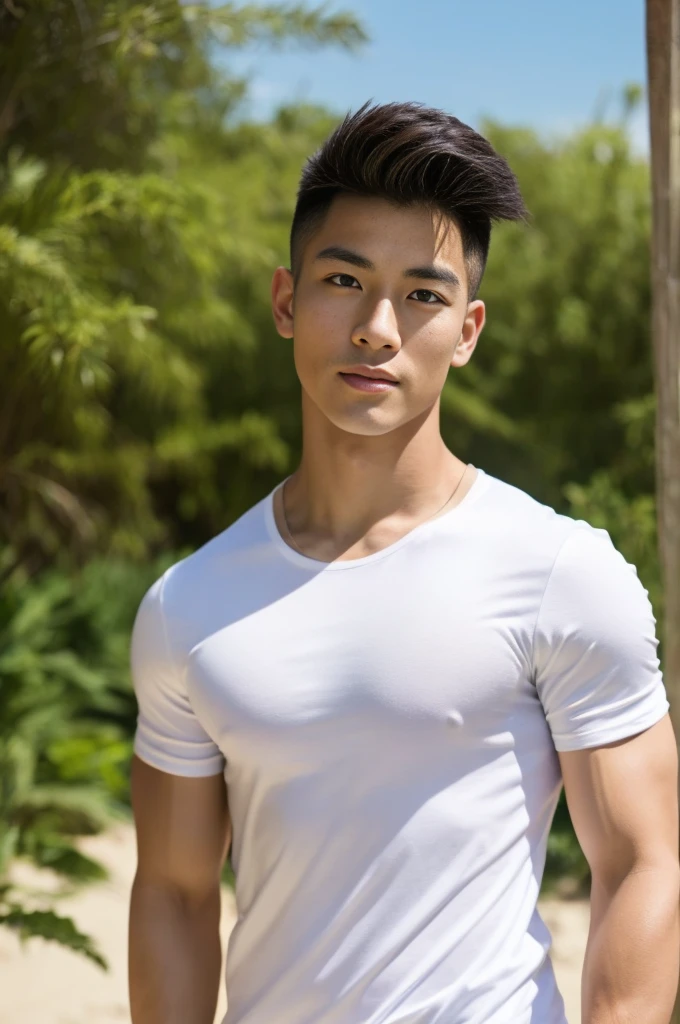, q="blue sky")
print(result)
[225,0,649,154]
